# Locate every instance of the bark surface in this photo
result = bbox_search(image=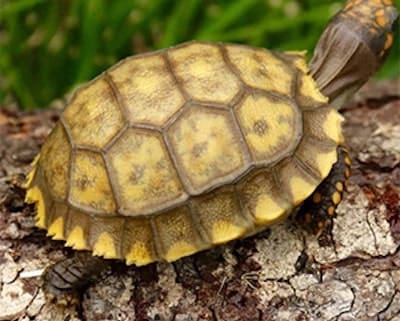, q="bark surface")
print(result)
[0,80,399,321]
